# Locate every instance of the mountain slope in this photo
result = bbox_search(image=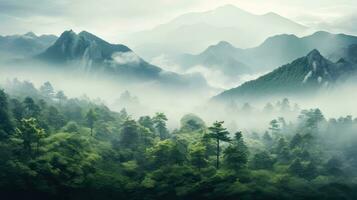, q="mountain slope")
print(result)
[213,50,356,101]
[179,41,251,76]
[0,32,57,60]
[329,44,357,64]
[125,4,307,59]
[178,31,357,76]
[245,31,357,70]
[38,30,131,63]
[35,30,209,90]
